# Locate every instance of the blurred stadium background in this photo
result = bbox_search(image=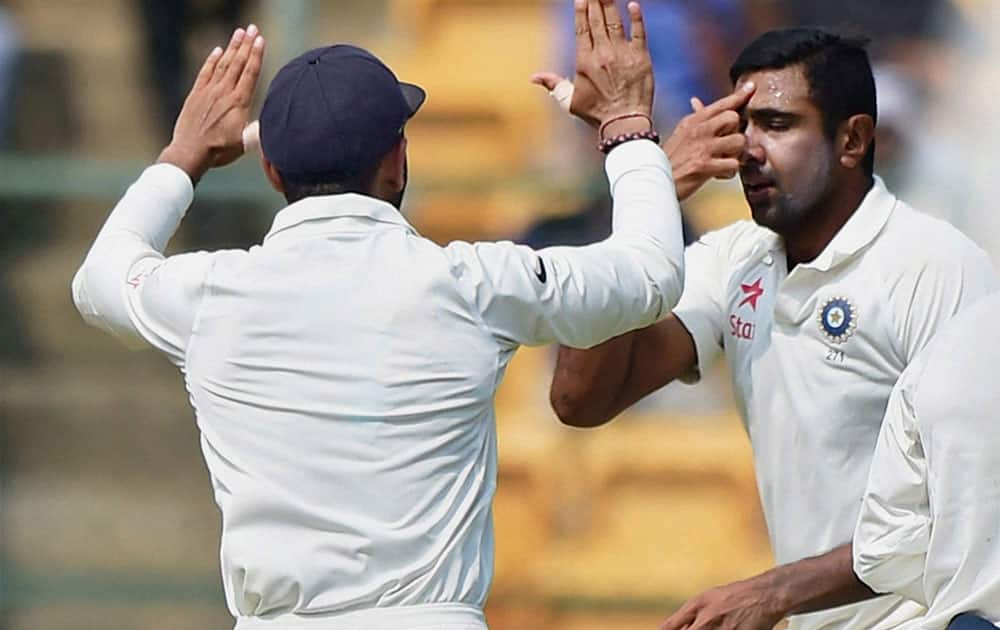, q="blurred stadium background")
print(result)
[0,1,992,628]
